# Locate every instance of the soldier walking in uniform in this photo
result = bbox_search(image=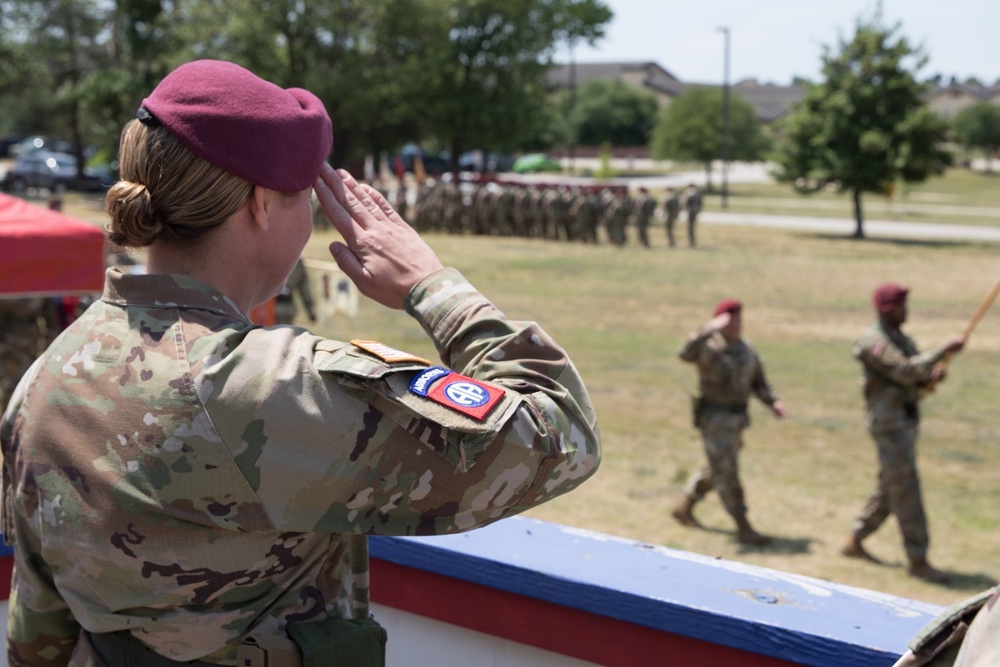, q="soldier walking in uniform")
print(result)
[672,299,787,545]
[663,186,680,248]
[841,283,965,584]
[681,183,702,248]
